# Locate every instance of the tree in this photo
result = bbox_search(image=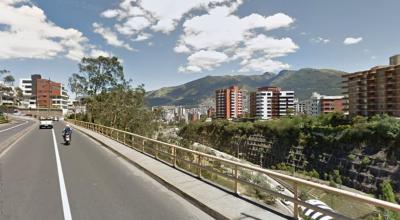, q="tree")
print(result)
[14,87,23,106]
[3,75,15,86]
[77,56,125,95]
[68,73,88,97]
